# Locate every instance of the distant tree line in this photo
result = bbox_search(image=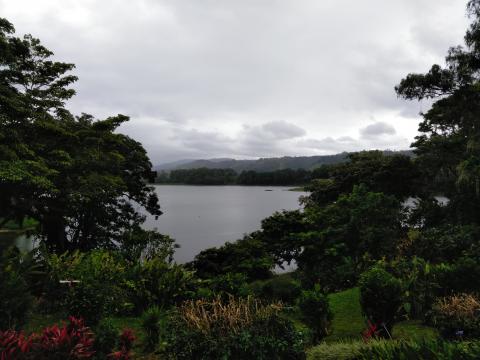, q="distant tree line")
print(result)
[155,167,336,186]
